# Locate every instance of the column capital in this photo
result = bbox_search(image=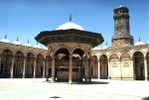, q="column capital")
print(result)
[69,54,73,58]
[51,56,55,60]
